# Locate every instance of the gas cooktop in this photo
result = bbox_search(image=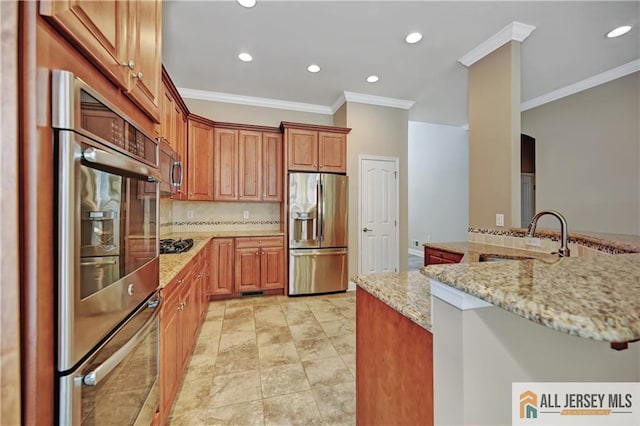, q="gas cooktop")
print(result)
[159,238,194,254]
